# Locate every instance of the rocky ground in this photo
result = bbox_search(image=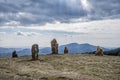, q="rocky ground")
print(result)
[0,54,120,80]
